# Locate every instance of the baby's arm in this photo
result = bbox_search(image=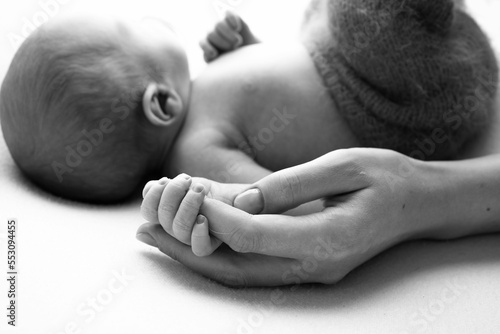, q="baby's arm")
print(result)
[178,136,324,214]
[200,11,260,62]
